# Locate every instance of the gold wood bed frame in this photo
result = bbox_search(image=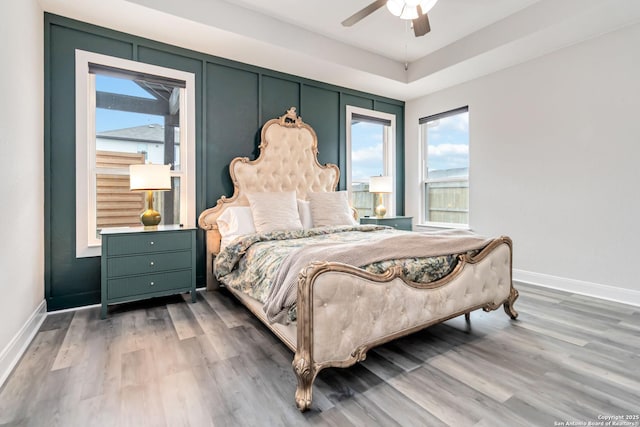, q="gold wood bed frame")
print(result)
[198,108,519,411]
